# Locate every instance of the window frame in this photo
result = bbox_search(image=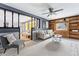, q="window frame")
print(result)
[0,9,4,27]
